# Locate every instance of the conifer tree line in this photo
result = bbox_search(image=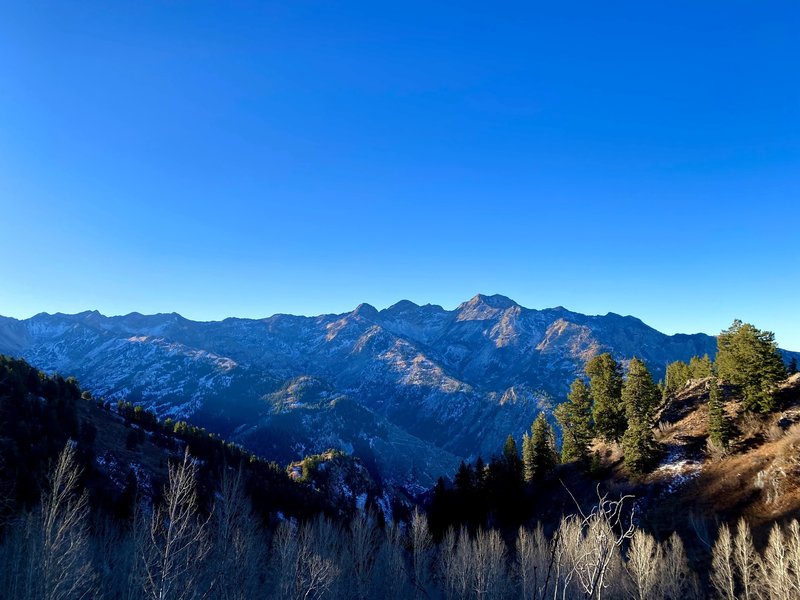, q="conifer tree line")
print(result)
[4,441,800,599]
[548,319,789,475]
